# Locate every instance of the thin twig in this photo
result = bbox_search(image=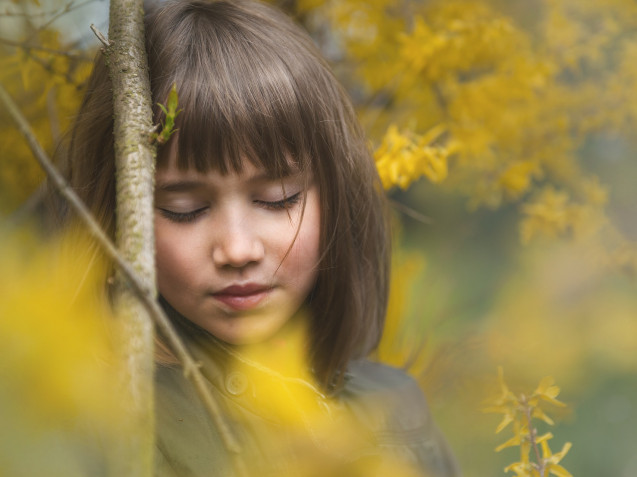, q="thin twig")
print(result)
[388,198,433,224]
[0,36,91,60]
[1,0,96,18]
[523,396,546,476]
[23,53,84,89]
[3,34,86,87]
[25,0,97,44]
[0,81,243,457]
[1,8,60,18]
[90,23,111,48]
